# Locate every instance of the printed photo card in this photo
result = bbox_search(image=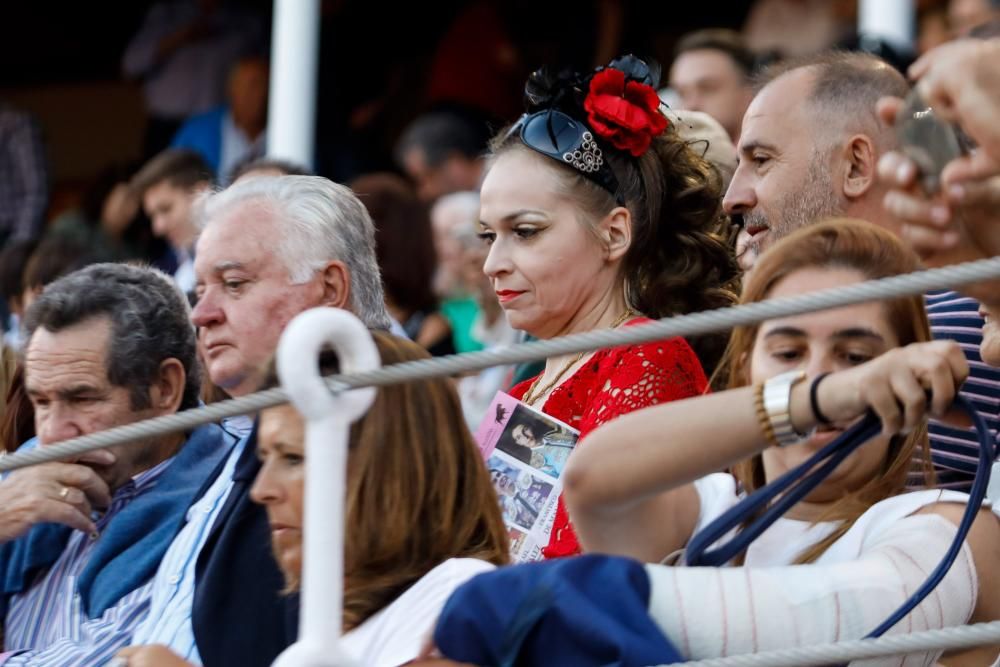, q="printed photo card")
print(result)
[475,391,580,561]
